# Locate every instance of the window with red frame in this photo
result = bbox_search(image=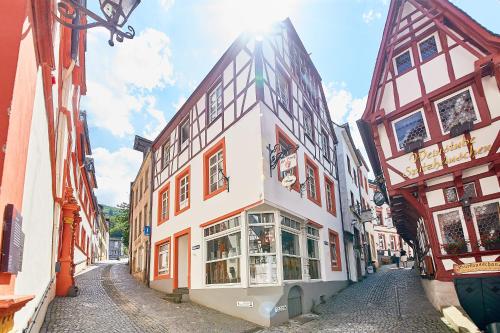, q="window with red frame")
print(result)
[329,229,342,271]
[325,176,336,216]
[305,156,321,206]
[158,183,170,225]
[175,167,191,215]
[203,138,227,200]
[276,127,299,191]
